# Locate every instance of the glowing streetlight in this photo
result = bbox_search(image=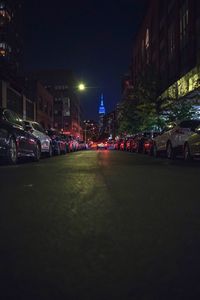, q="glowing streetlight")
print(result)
[78,83,86,91]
